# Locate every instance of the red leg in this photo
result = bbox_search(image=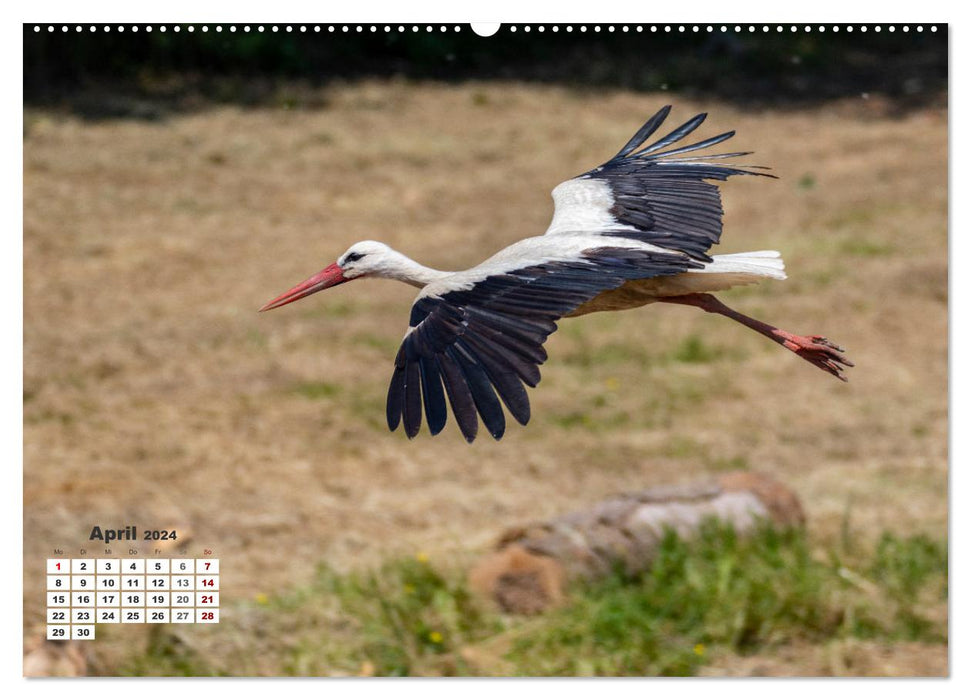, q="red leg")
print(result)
[659,293,853,381]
